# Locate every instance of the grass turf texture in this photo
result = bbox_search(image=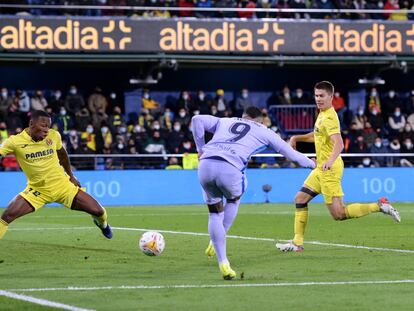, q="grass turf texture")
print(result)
[0,203,413,311]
